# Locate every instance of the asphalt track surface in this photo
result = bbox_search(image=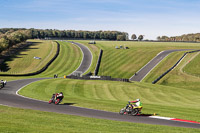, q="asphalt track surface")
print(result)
[0,43,199,129]
[68,41,92,75]
[130,49,191,82]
